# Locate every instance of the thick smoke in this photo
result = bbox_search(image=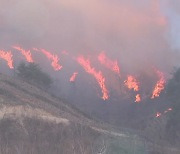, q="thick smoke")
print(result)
[0,0,179,126]
[0,0,179,72]
[0,0,179,100]
[161,0,180,50]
